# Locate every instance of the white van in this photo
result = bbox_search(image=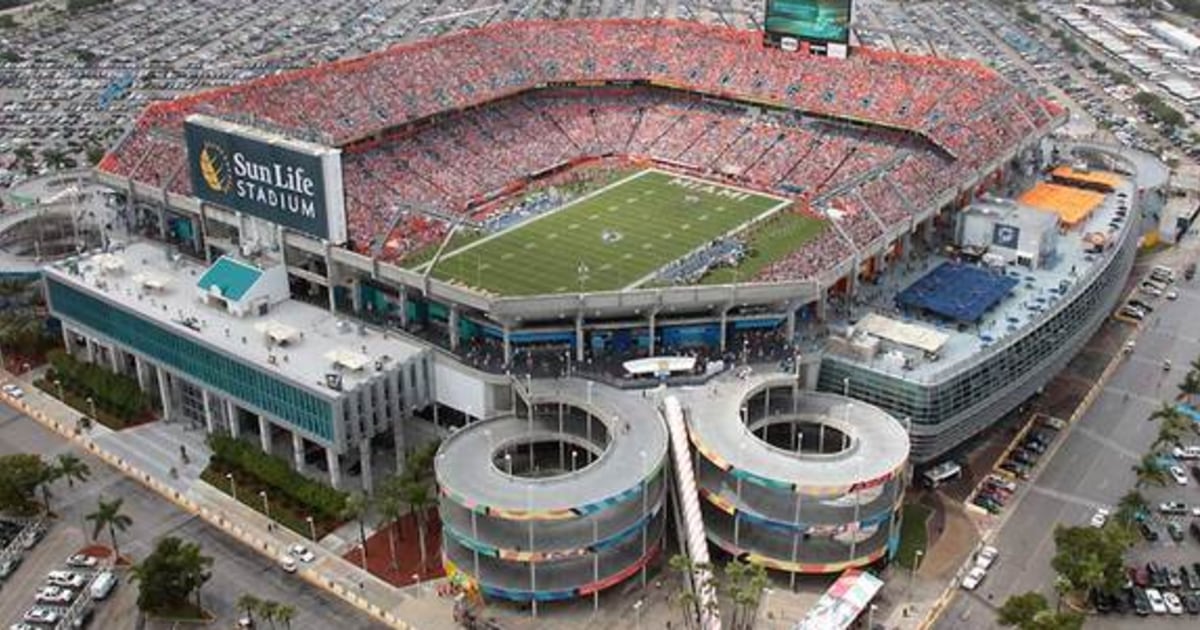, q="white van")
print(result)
[89,571,116,600]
